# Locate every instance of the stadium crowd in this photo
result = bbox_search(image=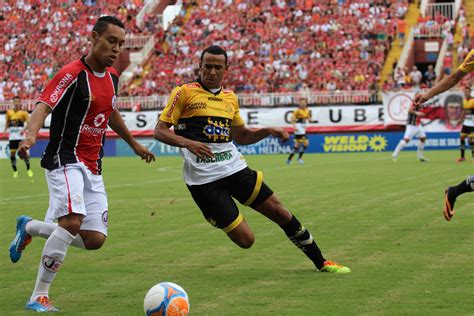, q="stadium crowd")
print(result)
[0,0,156,101]
[125,0,409,97]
